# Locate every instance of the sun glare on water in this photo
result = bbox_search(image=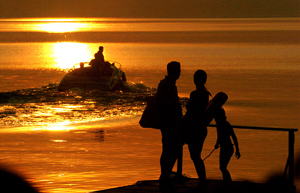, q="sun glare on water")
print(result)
[51,42,93,69]
[37,22,89,33]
